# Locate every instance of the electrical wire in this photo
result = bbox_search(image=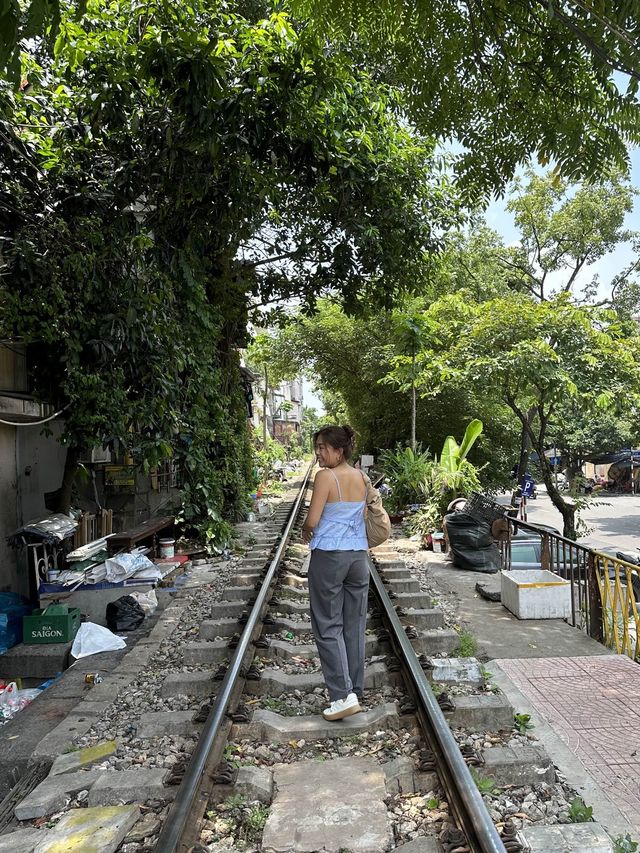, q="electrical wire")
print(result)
[0,403,70,426]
